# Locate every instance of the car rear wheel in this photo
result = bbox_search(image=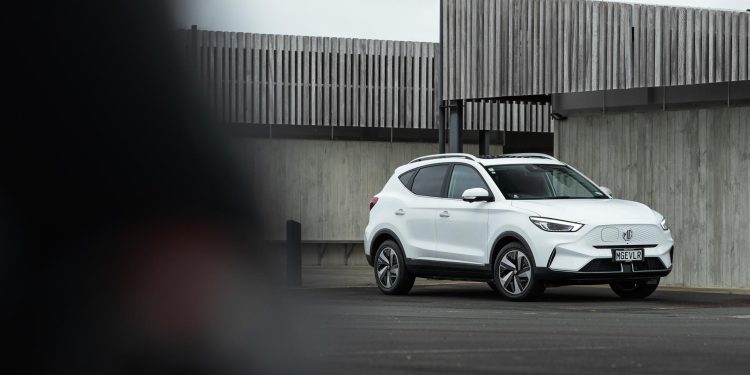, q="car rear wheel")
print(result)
[609,279,659,299]
[491,242,544,301]
[374,240,415,295]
